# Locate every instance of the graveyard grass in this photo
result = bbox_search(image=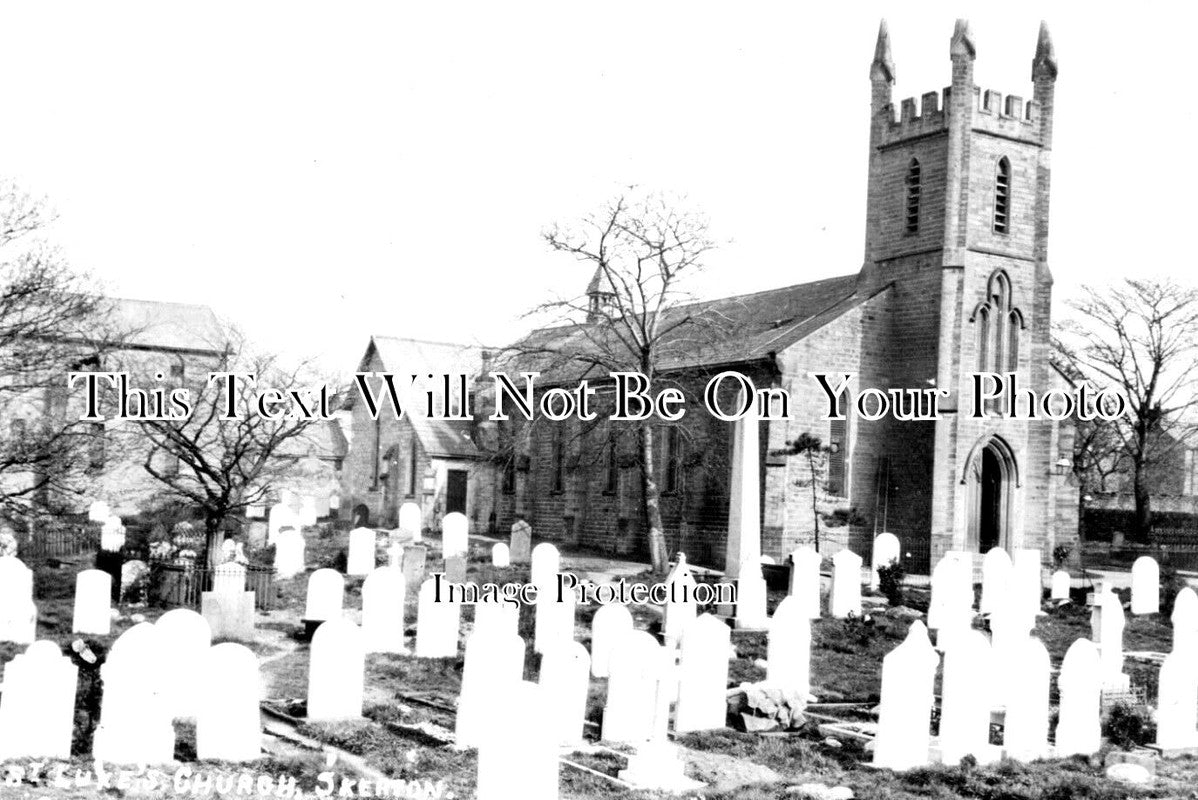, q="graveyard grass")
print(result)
[7,536,1198,800]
